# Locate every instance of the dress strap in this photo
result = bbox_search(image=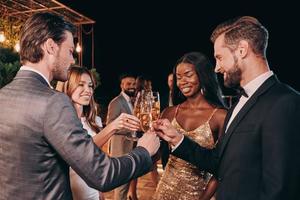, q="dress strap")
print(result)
[207,108,218,122]
[173,104,180,119]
